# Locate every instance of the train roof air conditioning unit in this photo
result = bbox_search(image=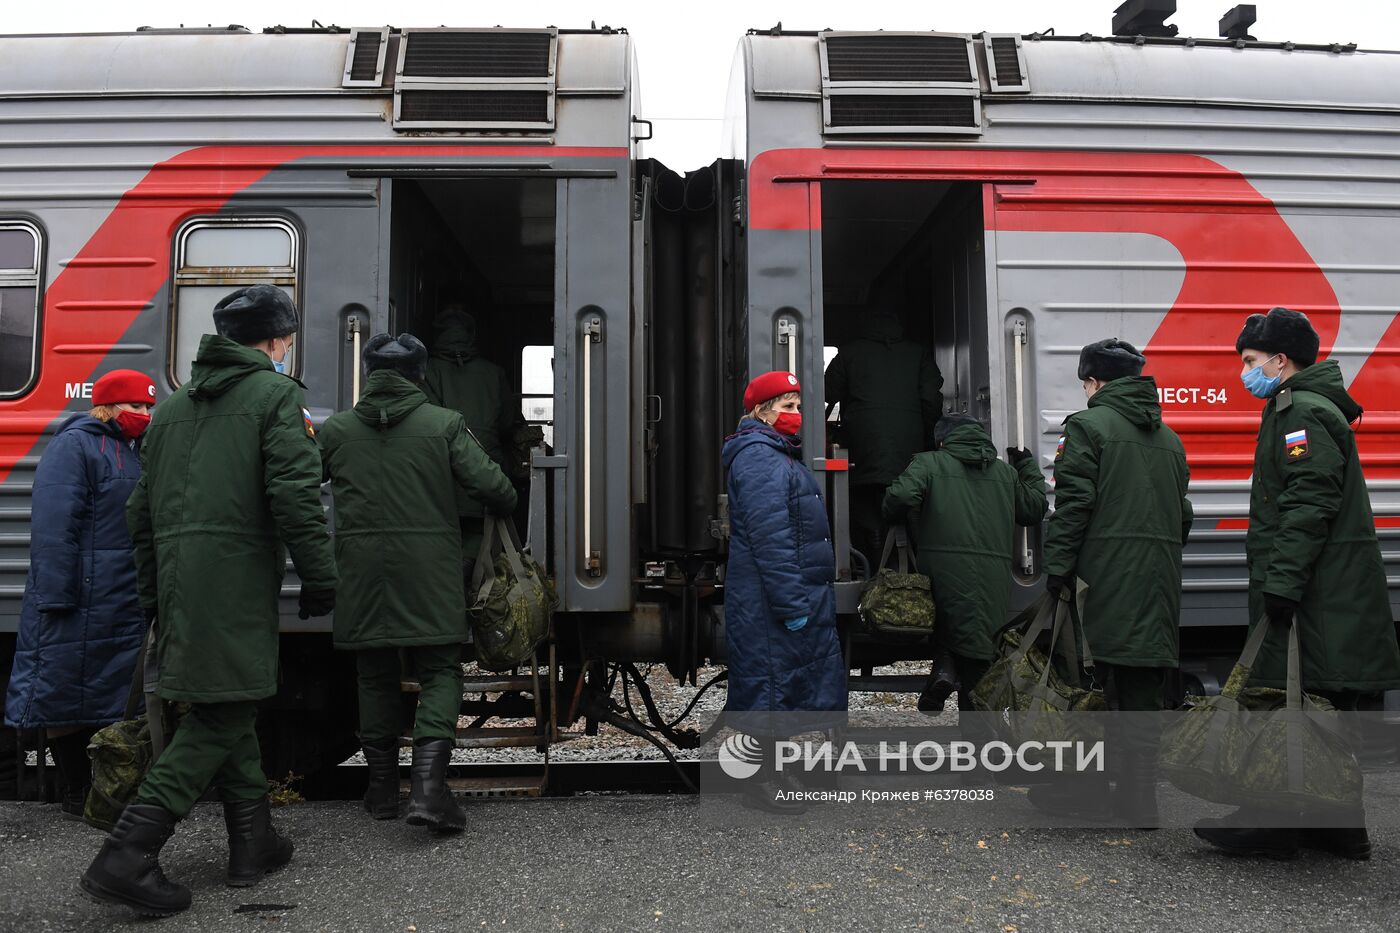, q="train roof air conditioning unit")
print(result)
[818,32,982,136]
[392,27,557,132]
